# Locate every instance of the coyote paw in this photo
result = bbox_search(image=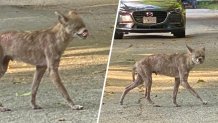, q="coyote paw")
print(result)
[203,101,207,105]
[32,105,42,110]
[153,104,161,107]
[0,107,11,112]
[173,102,181,107]
[71,105,83,110]
[174,104,181,107]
